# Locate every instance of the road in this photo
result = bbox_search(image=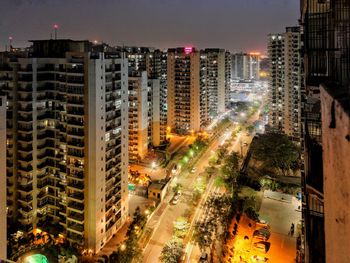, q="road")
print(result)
[142,124,241,262]
[142,103,265,263]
